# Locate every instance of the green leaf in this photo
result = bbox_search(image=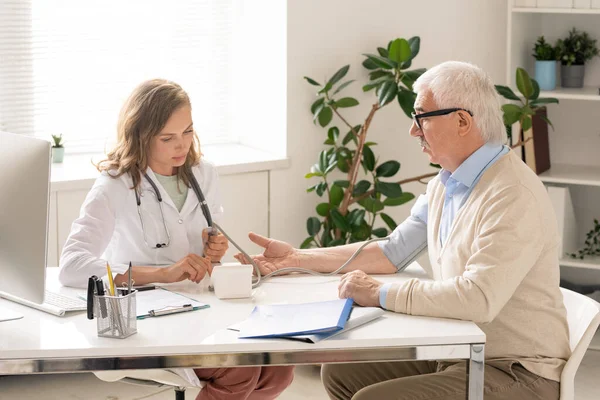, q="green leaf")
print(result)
[333,80,355,95]
[328,239,346,247]
[330,208,351,232]
[327,65,350,88]
[335,97,359,108]
[376,181,403,198]
[310,97,325,114]
[306,183,318,192]
[495,85,520,101]
[501,104,522,126]
[362,58,379,70]
[327,126,340,143]
[330,184,344,207]
[334,179,349,188]
[531,79,540,100]
[378,81,398,107]
[363,54,397,69]
[318,82,333,94]
[318,106,333,127]
[369,70,394,81]
[362,145,376,171]
[316,181,327,197]
[407,36,420,60]
[353,180,371,196]
[305,171,323,179]
[397,88,417,118]
[530,98,559,107]
[312,103,325,124]
[359,197,384,213]
[351,221,371,241]
[383,192,415,206]
[318,150,329,173]
[341,125,360,146]
[539,114,554,130]
[316,202,330,217]
[521,115,532,131]
[375,160,400,177]
[516,67,534,99]
[400,68,426,90]
[388,38,411,64]
[377,47,389,57]
[306,217,321,236]
[380,213,397,230]
[348,209,366,227]
[304,76,321,86]
[300,237,314,249]
[372,227,388,238]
